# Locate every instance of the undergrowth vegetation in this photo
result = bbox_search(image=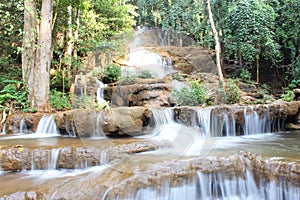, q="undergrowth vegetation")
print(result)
[171,80,209,106]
